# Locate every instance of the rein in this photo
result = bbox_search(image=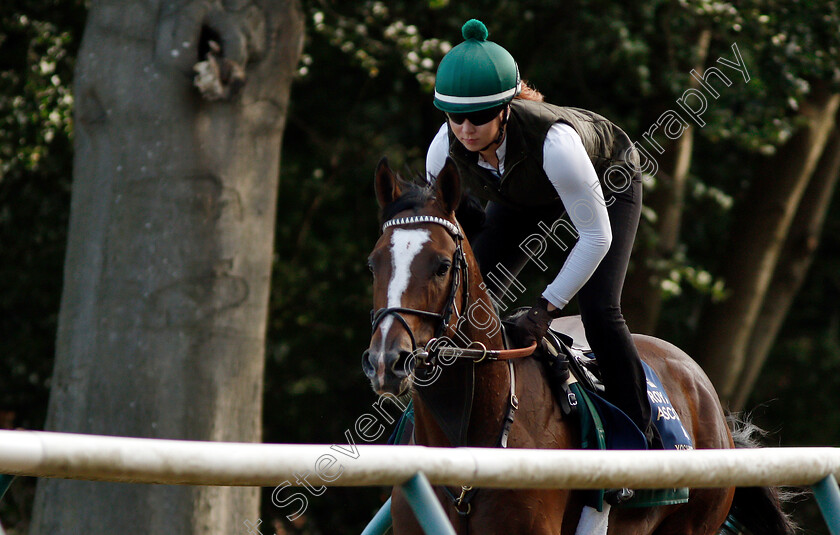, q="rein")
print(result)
[420,339,538,364]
